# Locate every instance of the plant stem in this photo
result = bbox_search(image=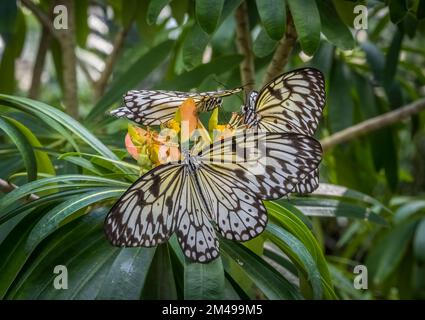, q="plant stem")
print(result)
[94,27,130,100]
[56,0,79,119]
[29,27,51,99]
[262,15,297,85]
[0,178,39,200]
[235,1,255,94]
[320,97,425,152]
[22,0,79,119]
